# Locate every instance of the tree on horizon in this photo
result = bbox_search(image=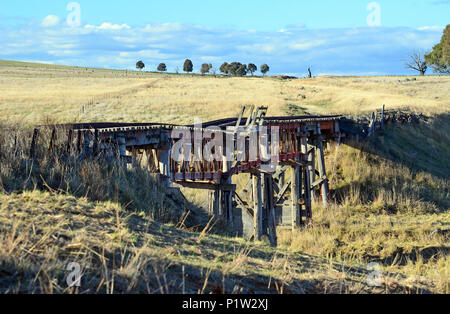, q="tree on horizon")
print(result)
[248,64,257,76]
[201,63,212,75]
[261,64,270,76]
[157,63,167,72]
[425,25,450,74]
[183,59,193,74]
[236,64,247,77]
[220,62,230,75]
[405,50,428,76]
[136,60,145,71]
